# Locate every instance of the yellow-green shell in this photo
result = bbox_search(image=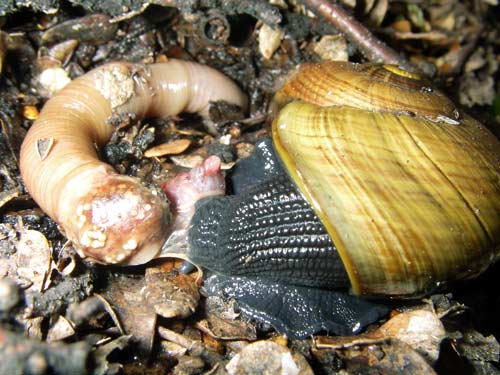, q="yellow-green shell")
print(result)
[272,62,500,296]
